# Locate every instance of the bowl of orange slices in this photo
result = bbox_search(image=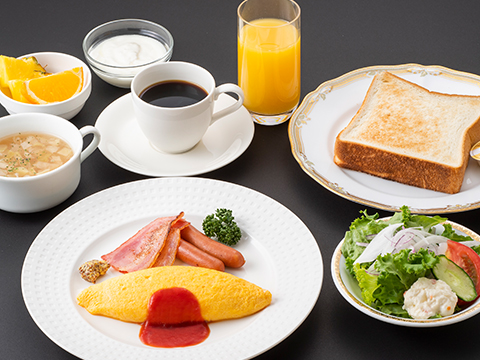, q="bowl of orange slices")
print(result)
[0,52,91,120]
